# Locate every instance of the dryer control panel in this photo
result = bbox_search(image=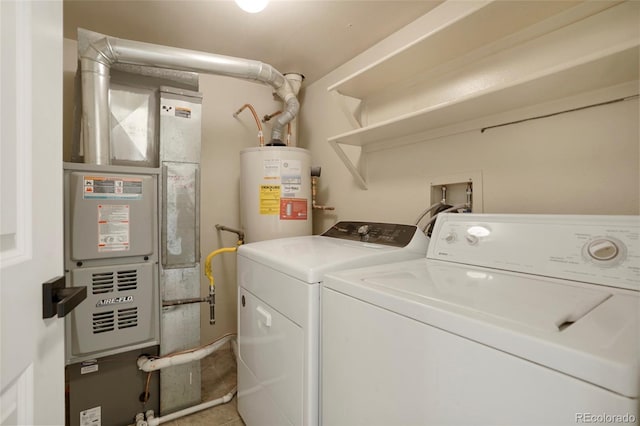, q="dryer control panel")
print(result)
[322,221,419,247]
